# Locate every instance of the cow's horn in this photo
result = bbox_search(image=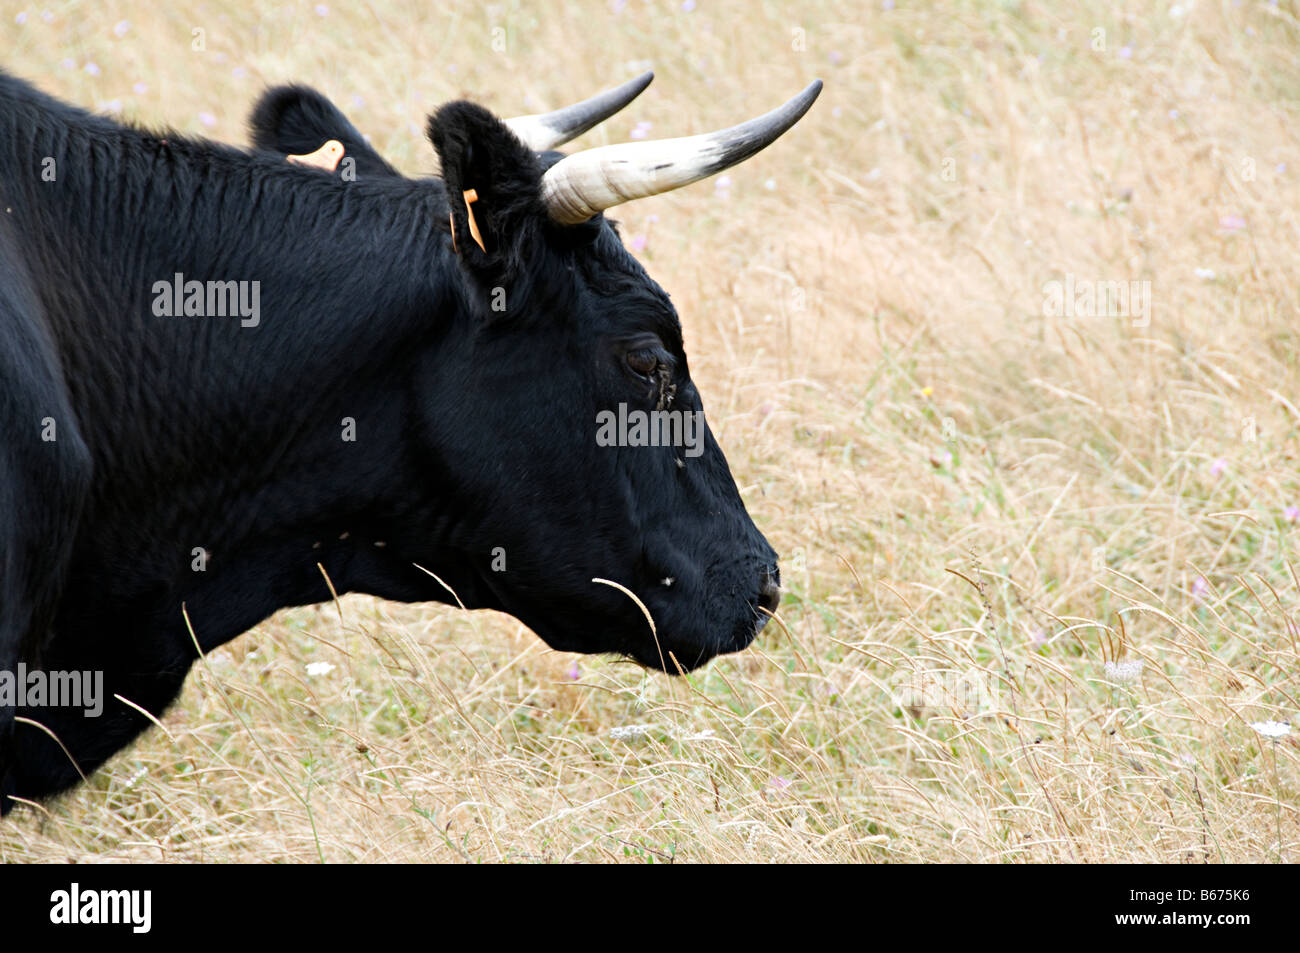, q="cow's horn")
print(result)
[503,71,654,152]
[539,79,823,225]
